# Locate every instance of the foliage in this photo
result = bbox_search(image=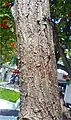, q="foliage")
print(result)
[50,0,71,55]
[0,0,71,73]
[50,0,71,73]
[0,0,16,64]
